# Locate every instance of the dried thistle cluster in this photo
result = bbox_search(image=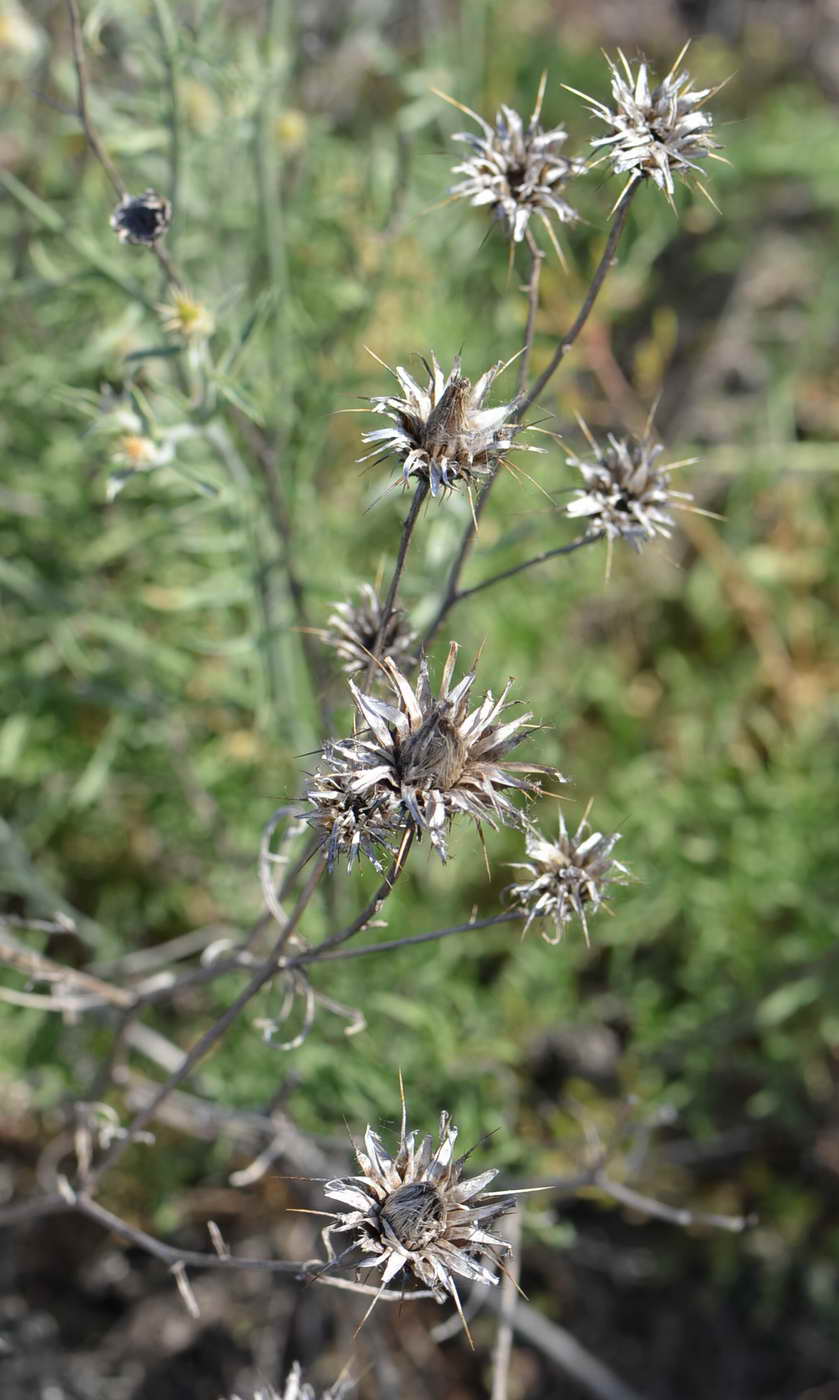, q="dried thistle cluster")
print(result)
[323,1101,517,1325]
[446,45,721,249]
[304,643,553,868]
[509,812,631,944]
